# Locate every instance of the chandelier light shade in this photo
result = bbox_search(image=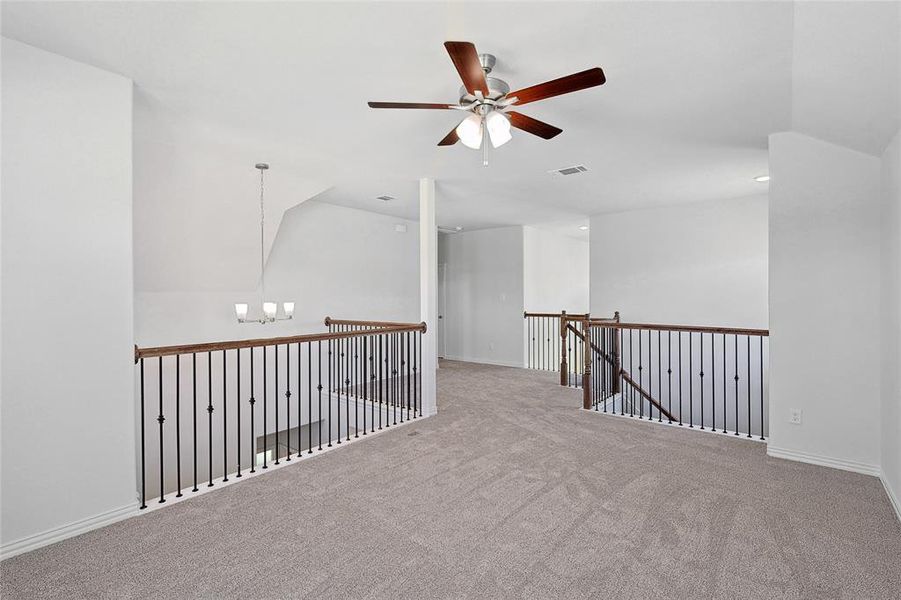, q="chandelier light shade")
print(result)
[236,163,295,324]
[234,303,249,322]
[456,113,483,149]
[486,111,512,148]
